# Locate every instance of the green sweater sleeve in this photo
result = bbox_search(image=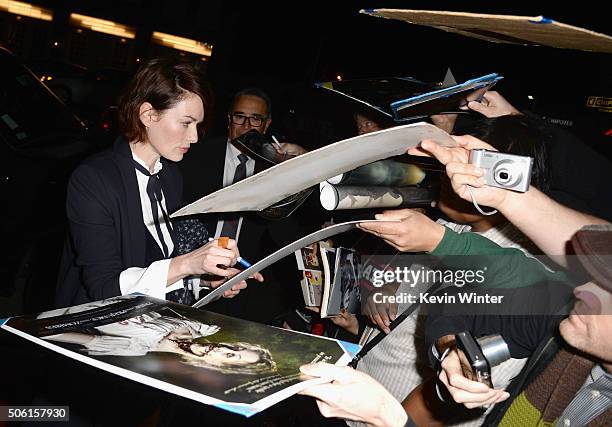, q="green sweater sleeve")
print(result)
[428,227,572,289]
